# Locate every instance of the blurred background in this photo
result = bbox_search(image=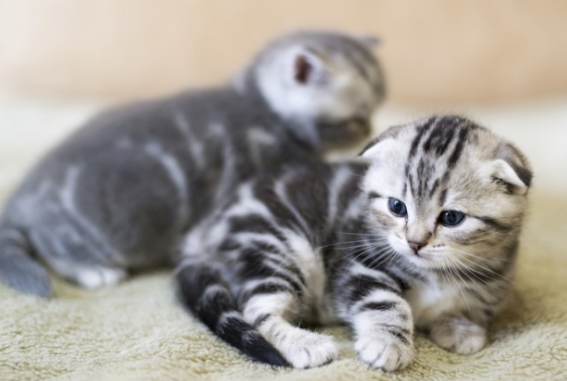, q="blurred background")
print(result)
[0,0,566,194]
